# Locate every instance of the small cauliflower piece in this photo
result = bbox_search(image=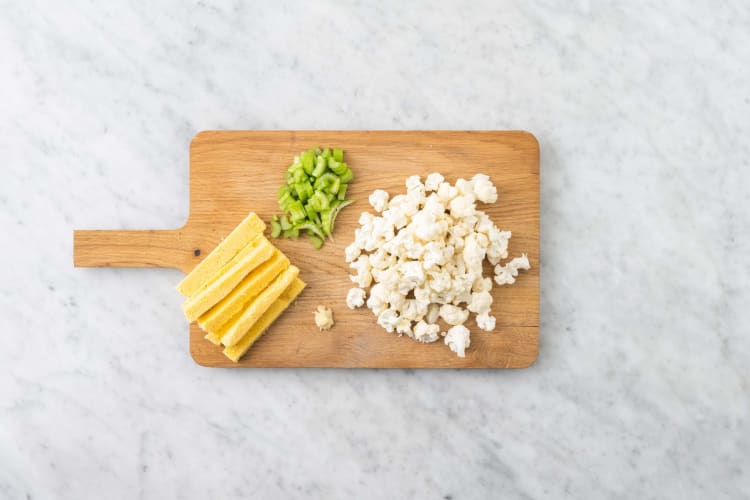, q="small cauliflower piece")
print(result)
[439,304,470,326]
[471,174,498,203]
[366,283,389,316]
[449,195,475,218]
[425,303,440,324]
[368,189,390,213]
[346,288,366,309]
[314,305,334,331]
[344,242,361,263]
[494,254,531,285]
[472,277,493,293]
[413,320,440,343]
[405,175,424,193]
[486,227,511,265]
[349,255,373,288]
[444,324,471,357]
[377,309,400,333]
[424,172,444,192]
[395,317,413,337]
[436,182,459,203]
[476,313,496,332]
[468,291,493,315]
